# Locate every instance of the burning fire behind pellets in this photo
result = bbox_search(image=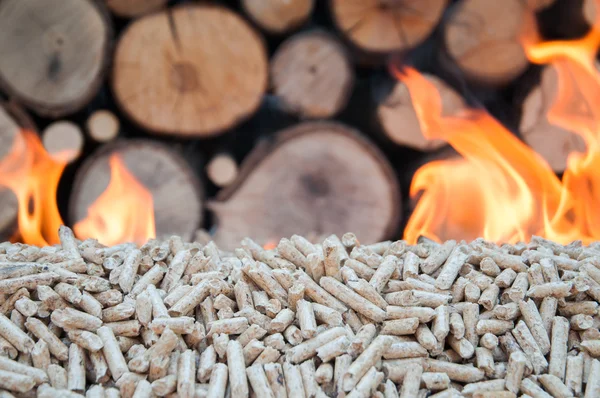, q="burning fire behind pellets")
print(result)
[401,0,600,245]
[0,130,155,246]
